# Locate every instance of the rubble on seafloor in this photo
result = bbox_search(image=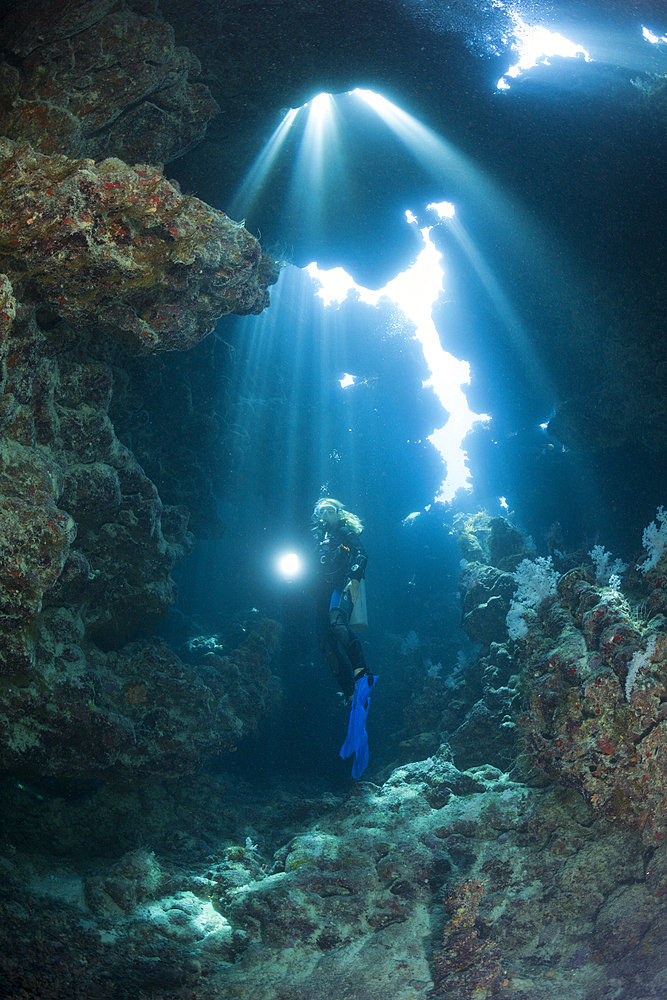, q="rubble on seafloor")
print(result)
[0,754,664,1000]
